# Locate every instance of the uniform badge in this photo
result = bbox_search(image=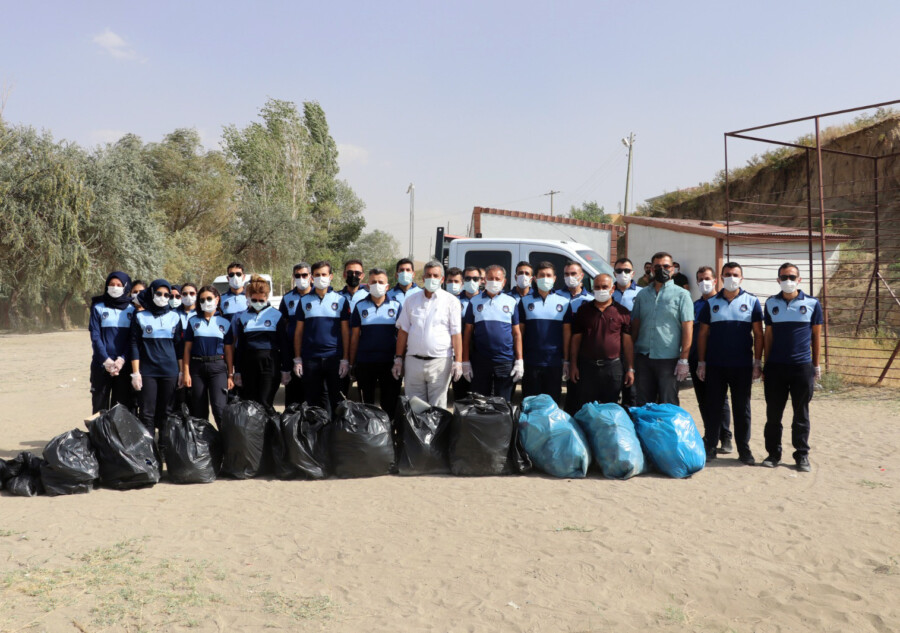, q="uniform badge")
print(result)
[740,304,749,312]
[502,305,510,313]
[331,302,339,311]
[126,312,133,320]
[528,303,535,311]
[224,301,230,309]
[772,306,780,315]
[713,305,720,313]
[102,311,109,319]
[264,320,272,327]
[193,322,200,329]
[289,301,295,309]
[799,305,808,314]
[388,309,395,317]
[556,304,563,312]
[362,310,369,318]
[145,325,153,334]
[477,304,484,312]
[305,303,312,311]
[218,325,226,333]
